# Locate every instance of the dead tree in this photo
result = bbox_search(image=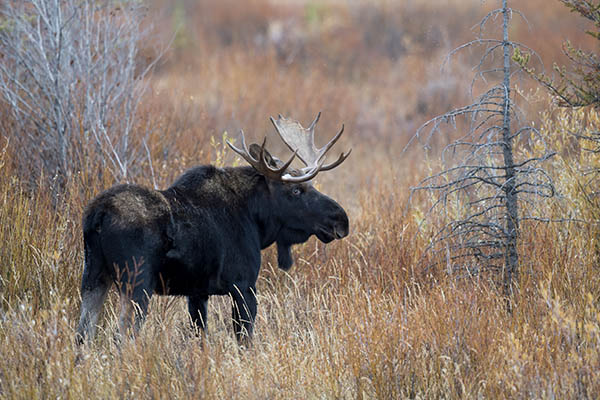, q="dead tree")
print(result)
[408,0,555,299]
